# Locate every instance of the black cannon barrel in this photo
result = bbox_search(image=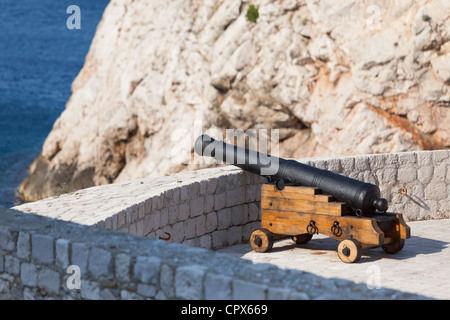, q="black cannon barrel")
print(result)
[194,134,388,216]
